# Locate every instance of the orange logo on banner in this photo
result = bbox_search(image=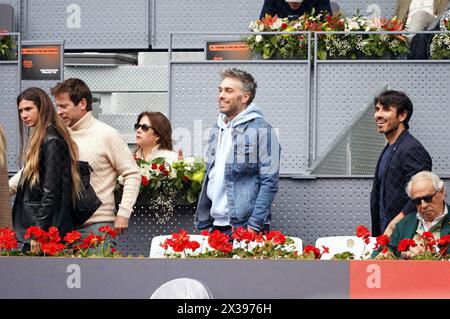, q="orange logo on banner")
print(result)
[350,260,450,299]
[22,60,33,69]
